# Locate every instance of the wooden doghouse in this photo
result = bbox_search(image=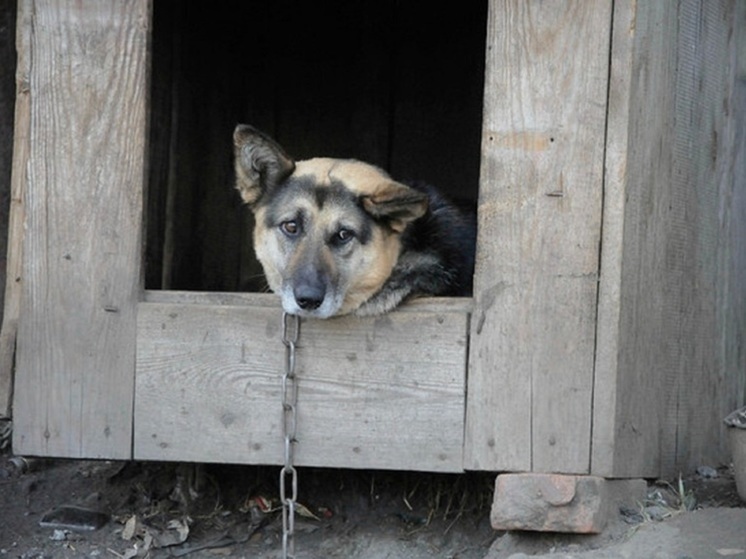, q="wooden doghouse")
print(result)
[3,0,745,483]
